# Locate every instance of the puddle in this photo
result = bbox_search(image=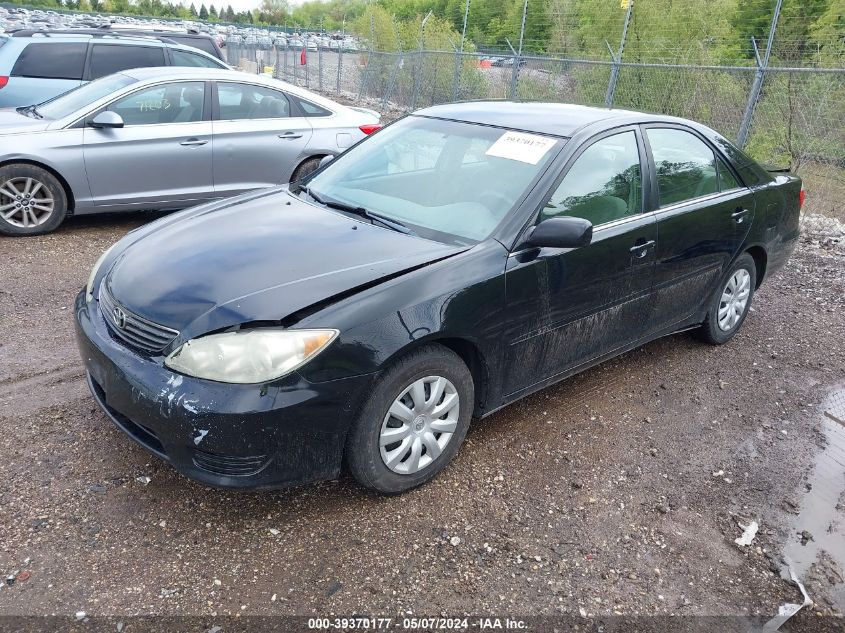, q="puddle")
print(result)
[781,386,845,611]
